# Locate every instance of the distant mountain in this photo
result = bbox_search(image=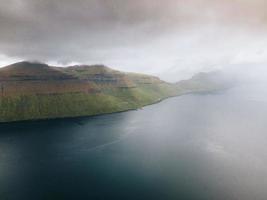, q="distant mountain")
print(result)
[0,62,229,122]
[176,71,235,93]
